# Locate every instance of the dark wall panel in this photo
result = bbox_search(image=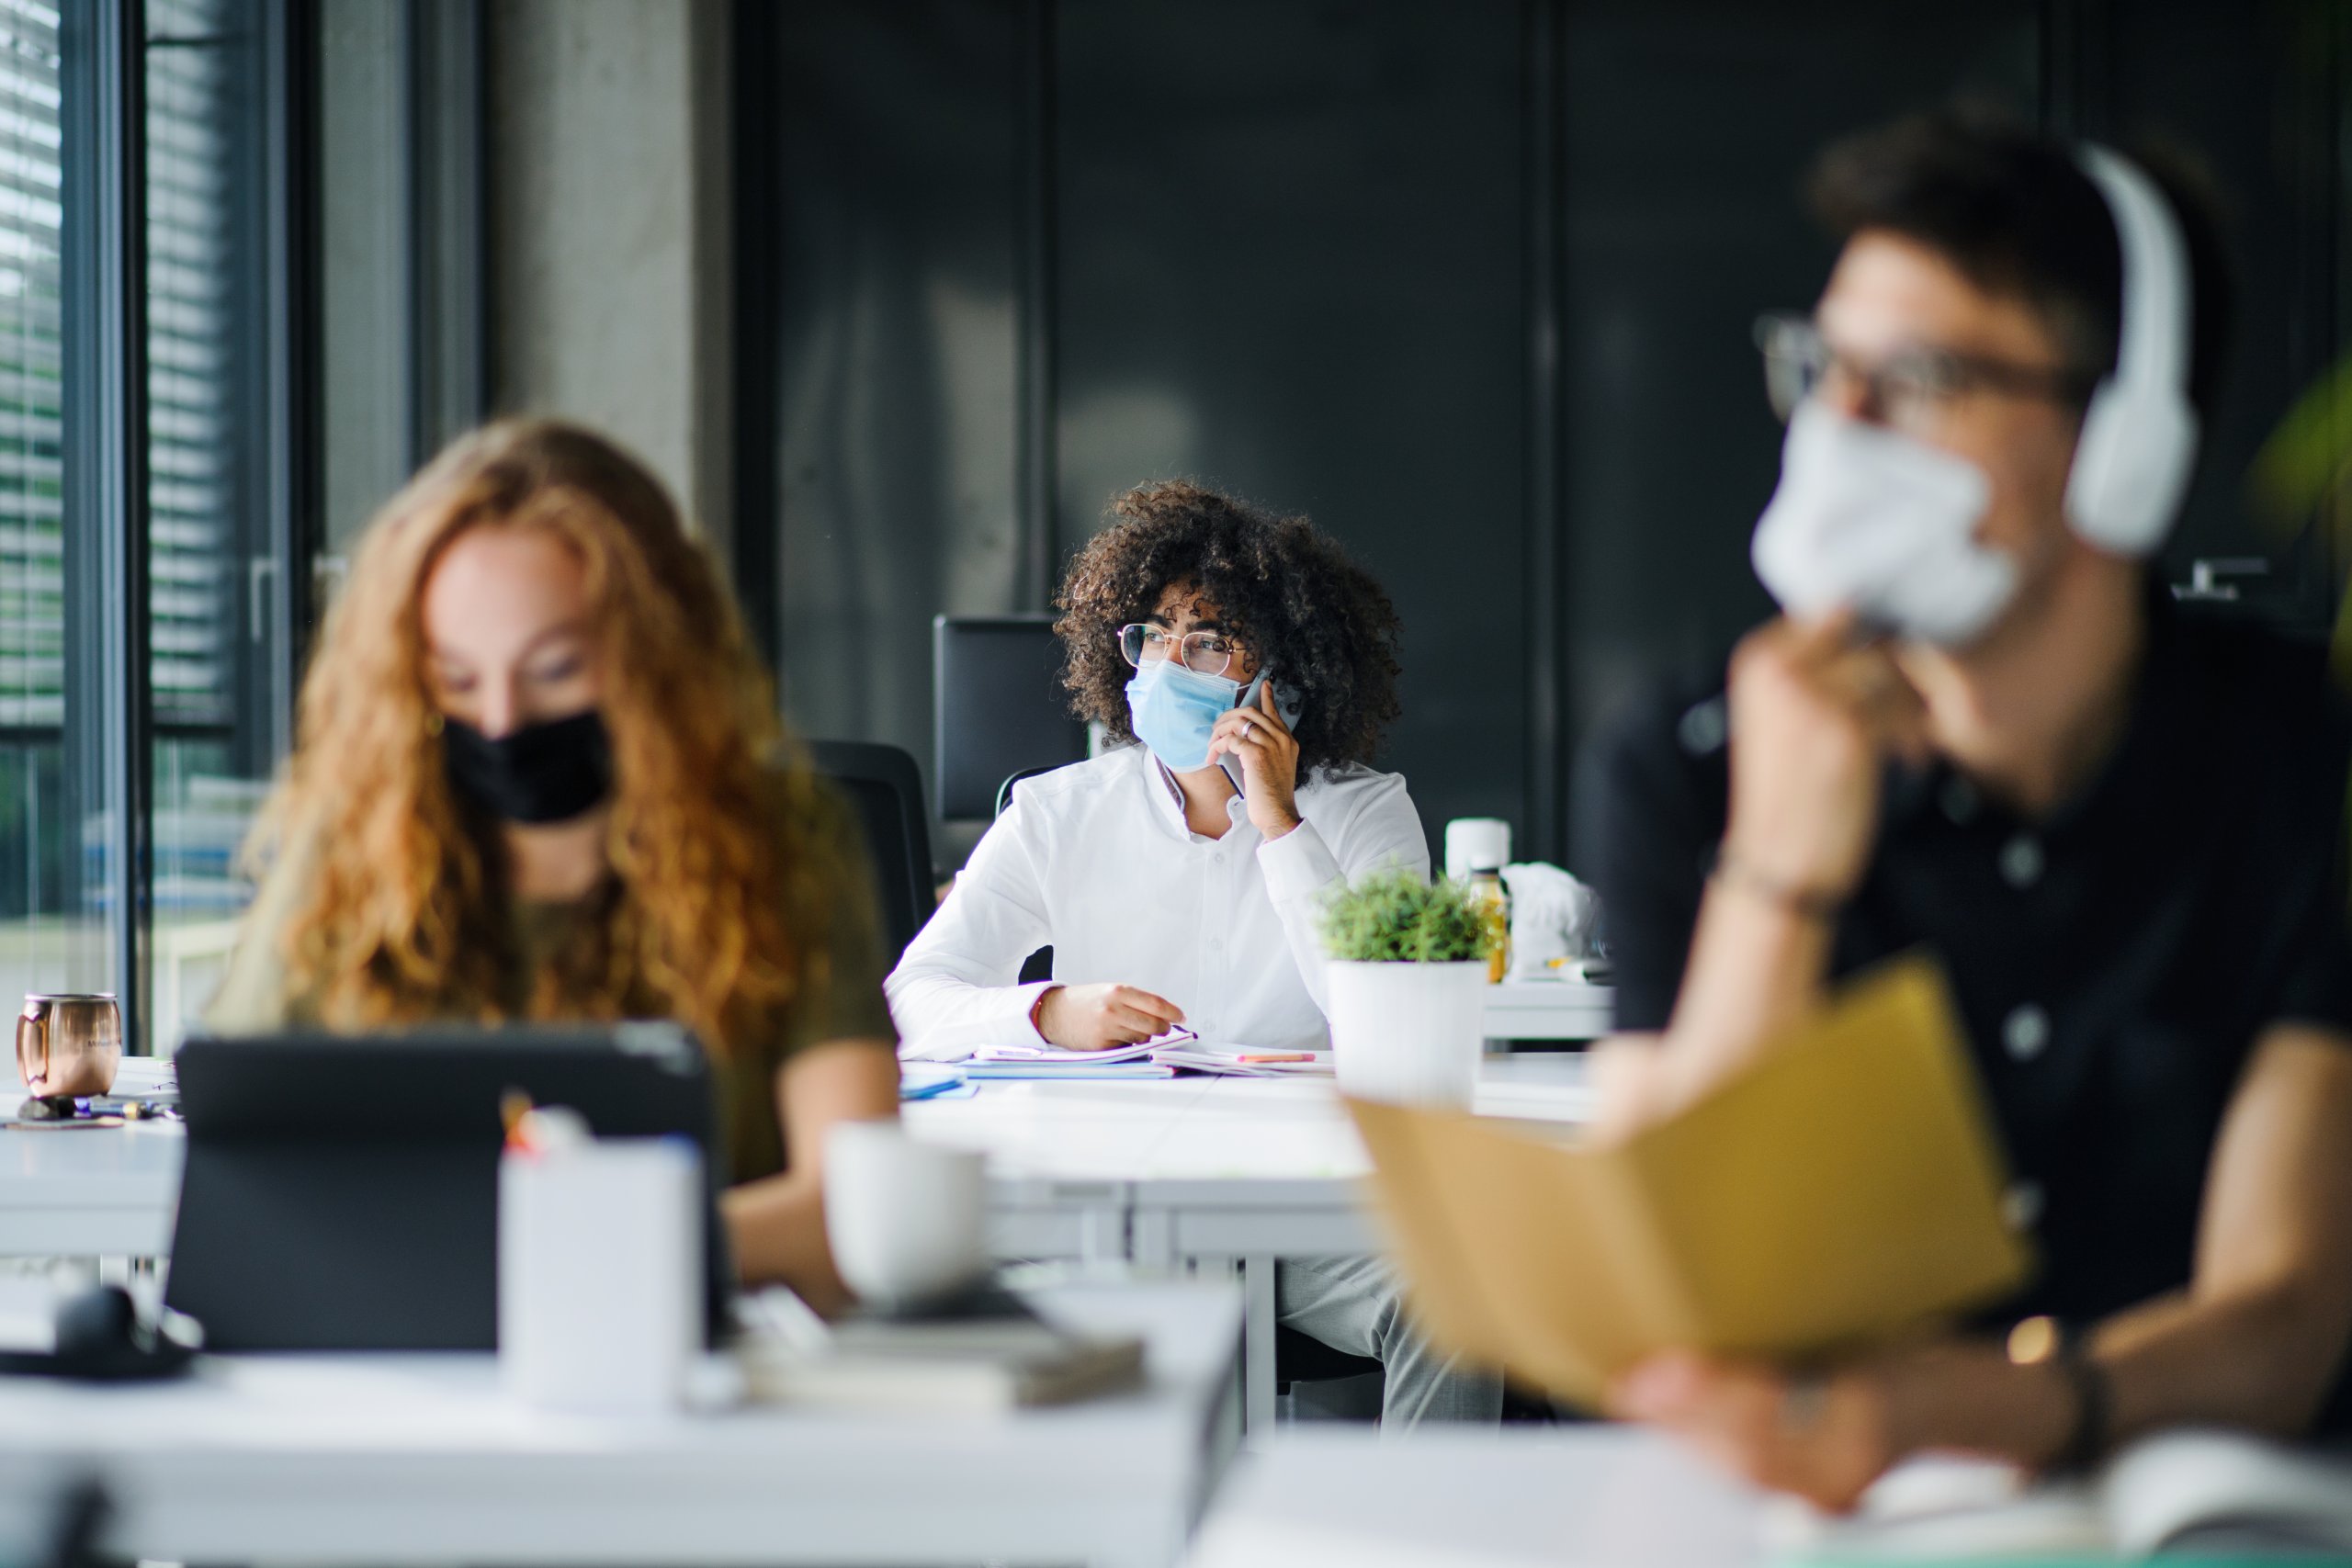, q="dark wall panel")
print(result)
[762,3,1025,858]
[1557,0,2043,743]
[1054,1,1528,855]
[748,0,2352,878]
[2109,1,2343,625]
